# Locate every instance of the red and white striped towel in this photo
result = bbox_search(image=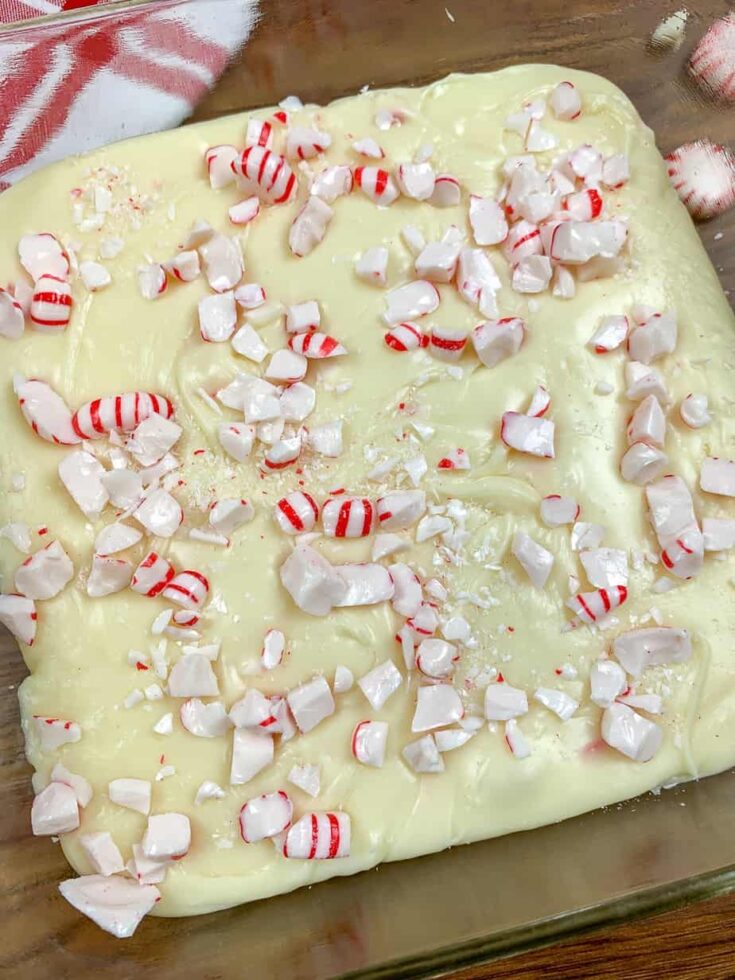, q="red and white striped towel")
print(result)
[0,0,259,188]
